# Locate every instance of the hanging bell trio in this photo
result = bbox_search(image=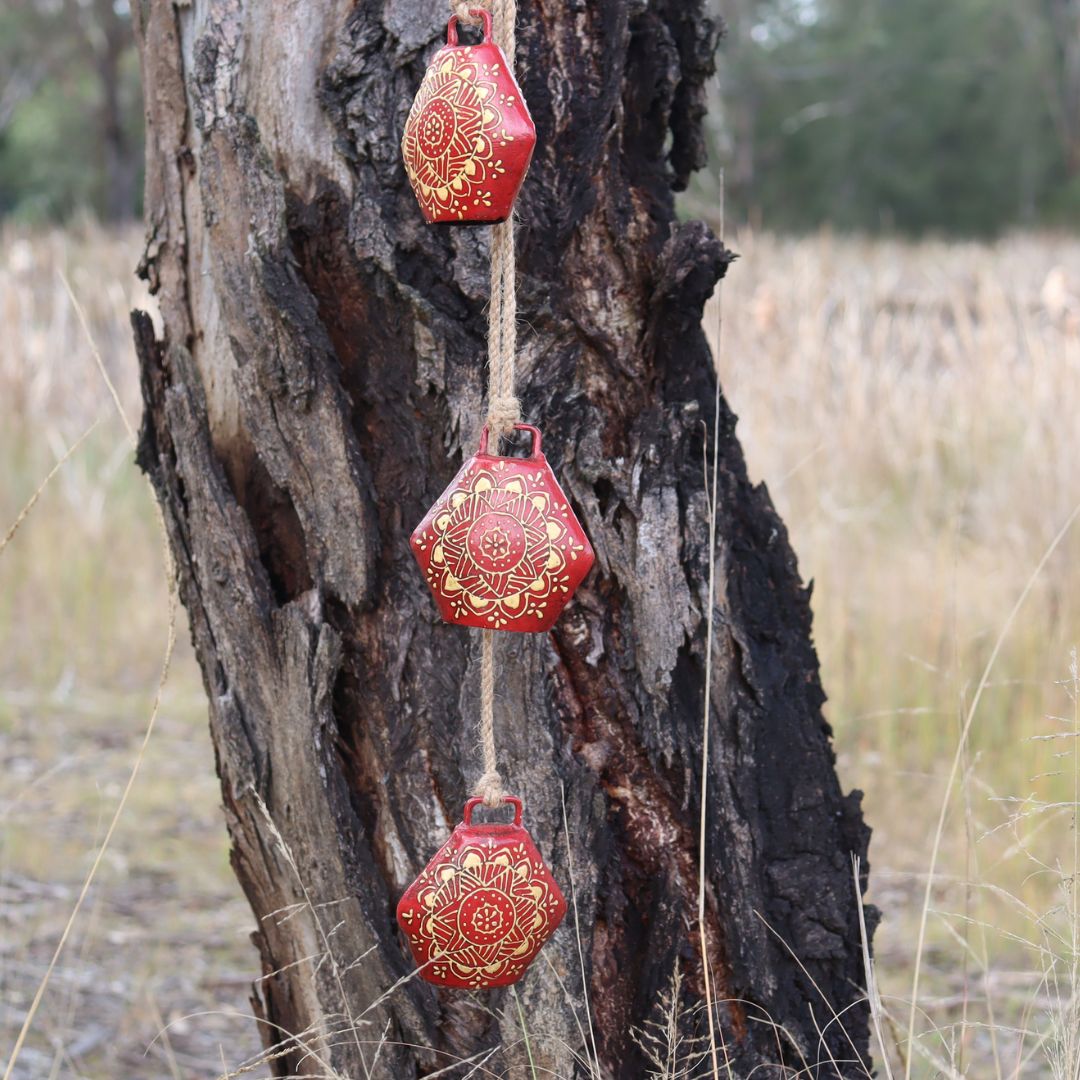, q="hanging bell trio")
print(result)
[398,9,592,990]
